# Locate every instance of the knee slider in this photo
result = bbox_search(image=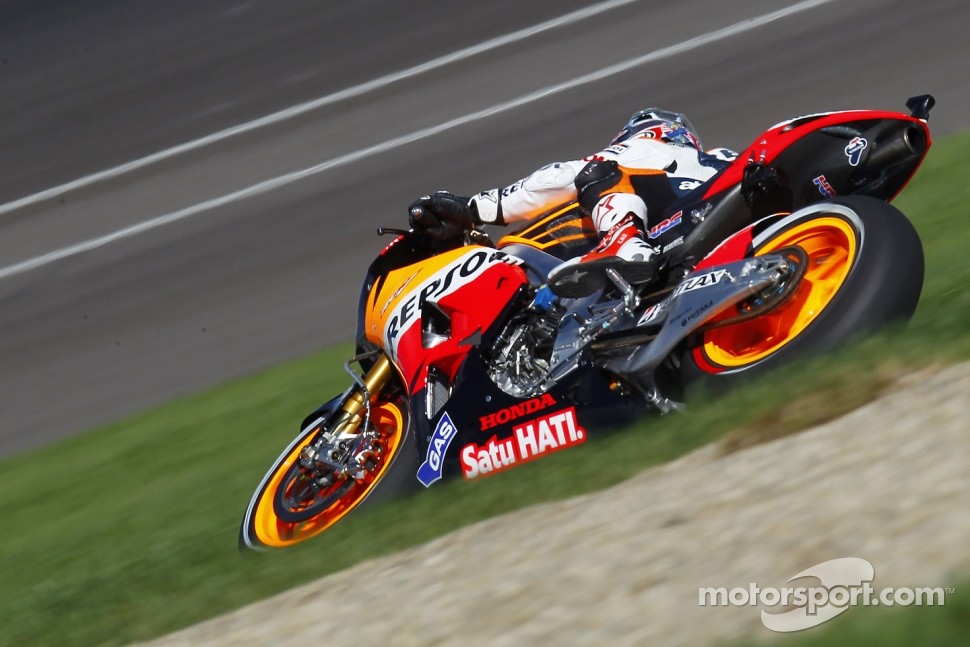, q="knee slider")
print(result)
[575,160,622,215]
